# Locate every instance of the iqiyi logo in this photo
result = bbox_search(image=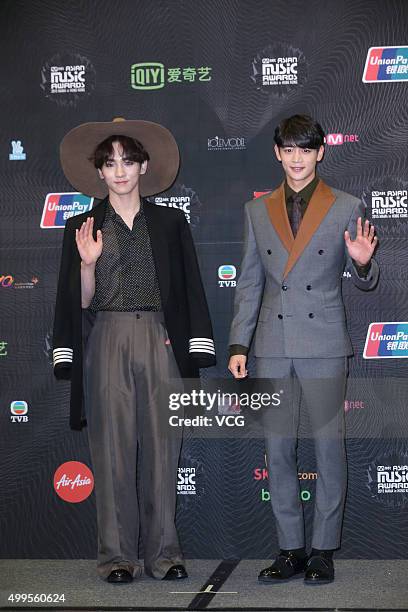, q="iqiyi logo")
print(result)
[131,62,165,90]
[131,63,212,90]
